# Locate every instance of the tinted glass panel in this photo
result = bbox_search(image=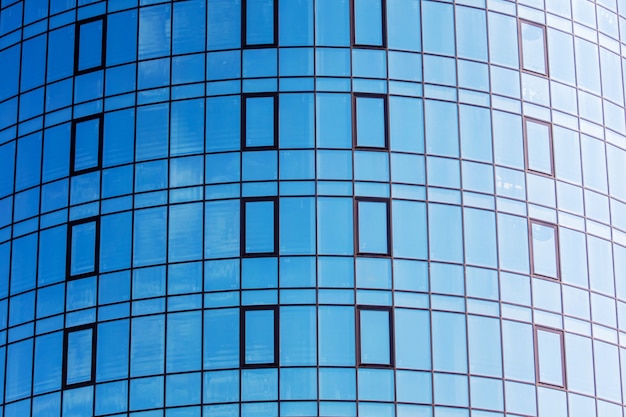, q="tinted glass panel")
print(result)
[359,308,391,365]
[244,308,275,365]
[77,19,104,72]
[531,221,559,279]
[354,0,384,46]
[357,199,389,255]
[525,119,552,175]
[246,0,275,45]
[521,21,547,74]
[536,328,564,387]
[65,327,94,386]
[244,199,276,255]
[70,220,98,277]
[355,95,386,148]
[73,117,101,173]
[245,95,276,148]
